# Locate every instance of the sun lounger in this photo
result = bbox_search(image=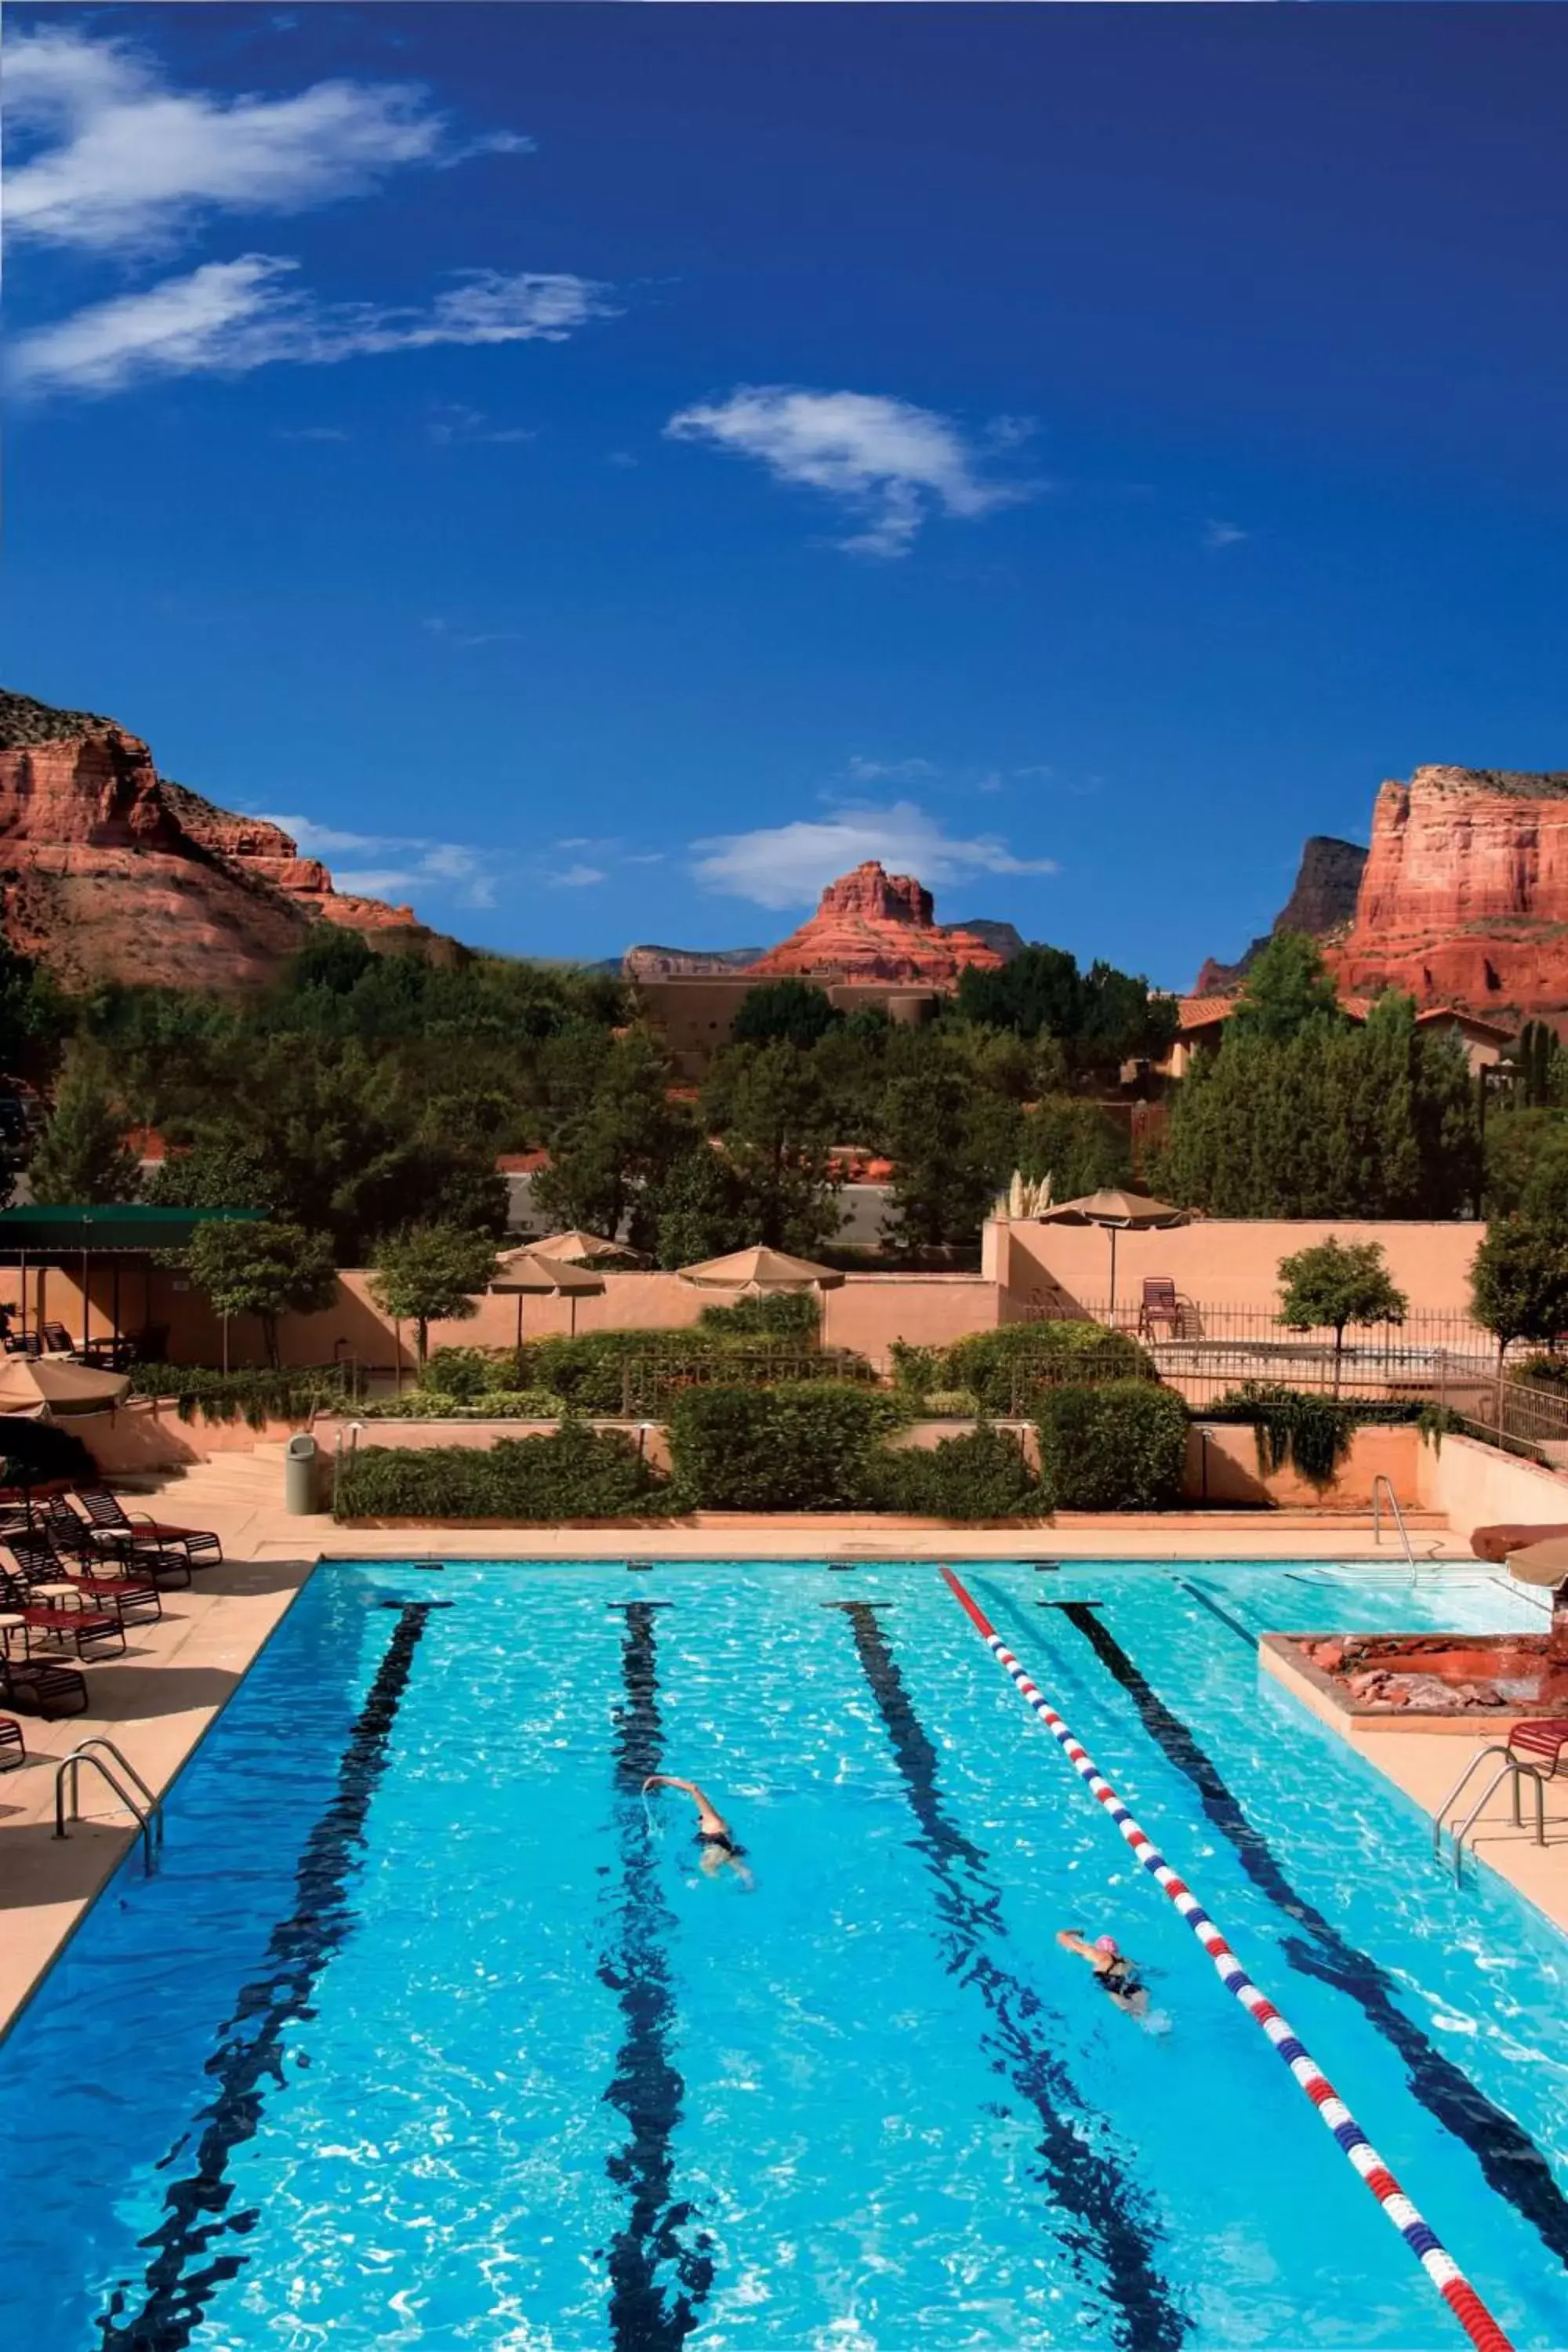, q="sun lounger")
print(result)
[0,1654,88,1717]
[0,1715,23,1769]
[69,1486,221,1570]
[9,1530,162,1628]
[0,1572,125,1661]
